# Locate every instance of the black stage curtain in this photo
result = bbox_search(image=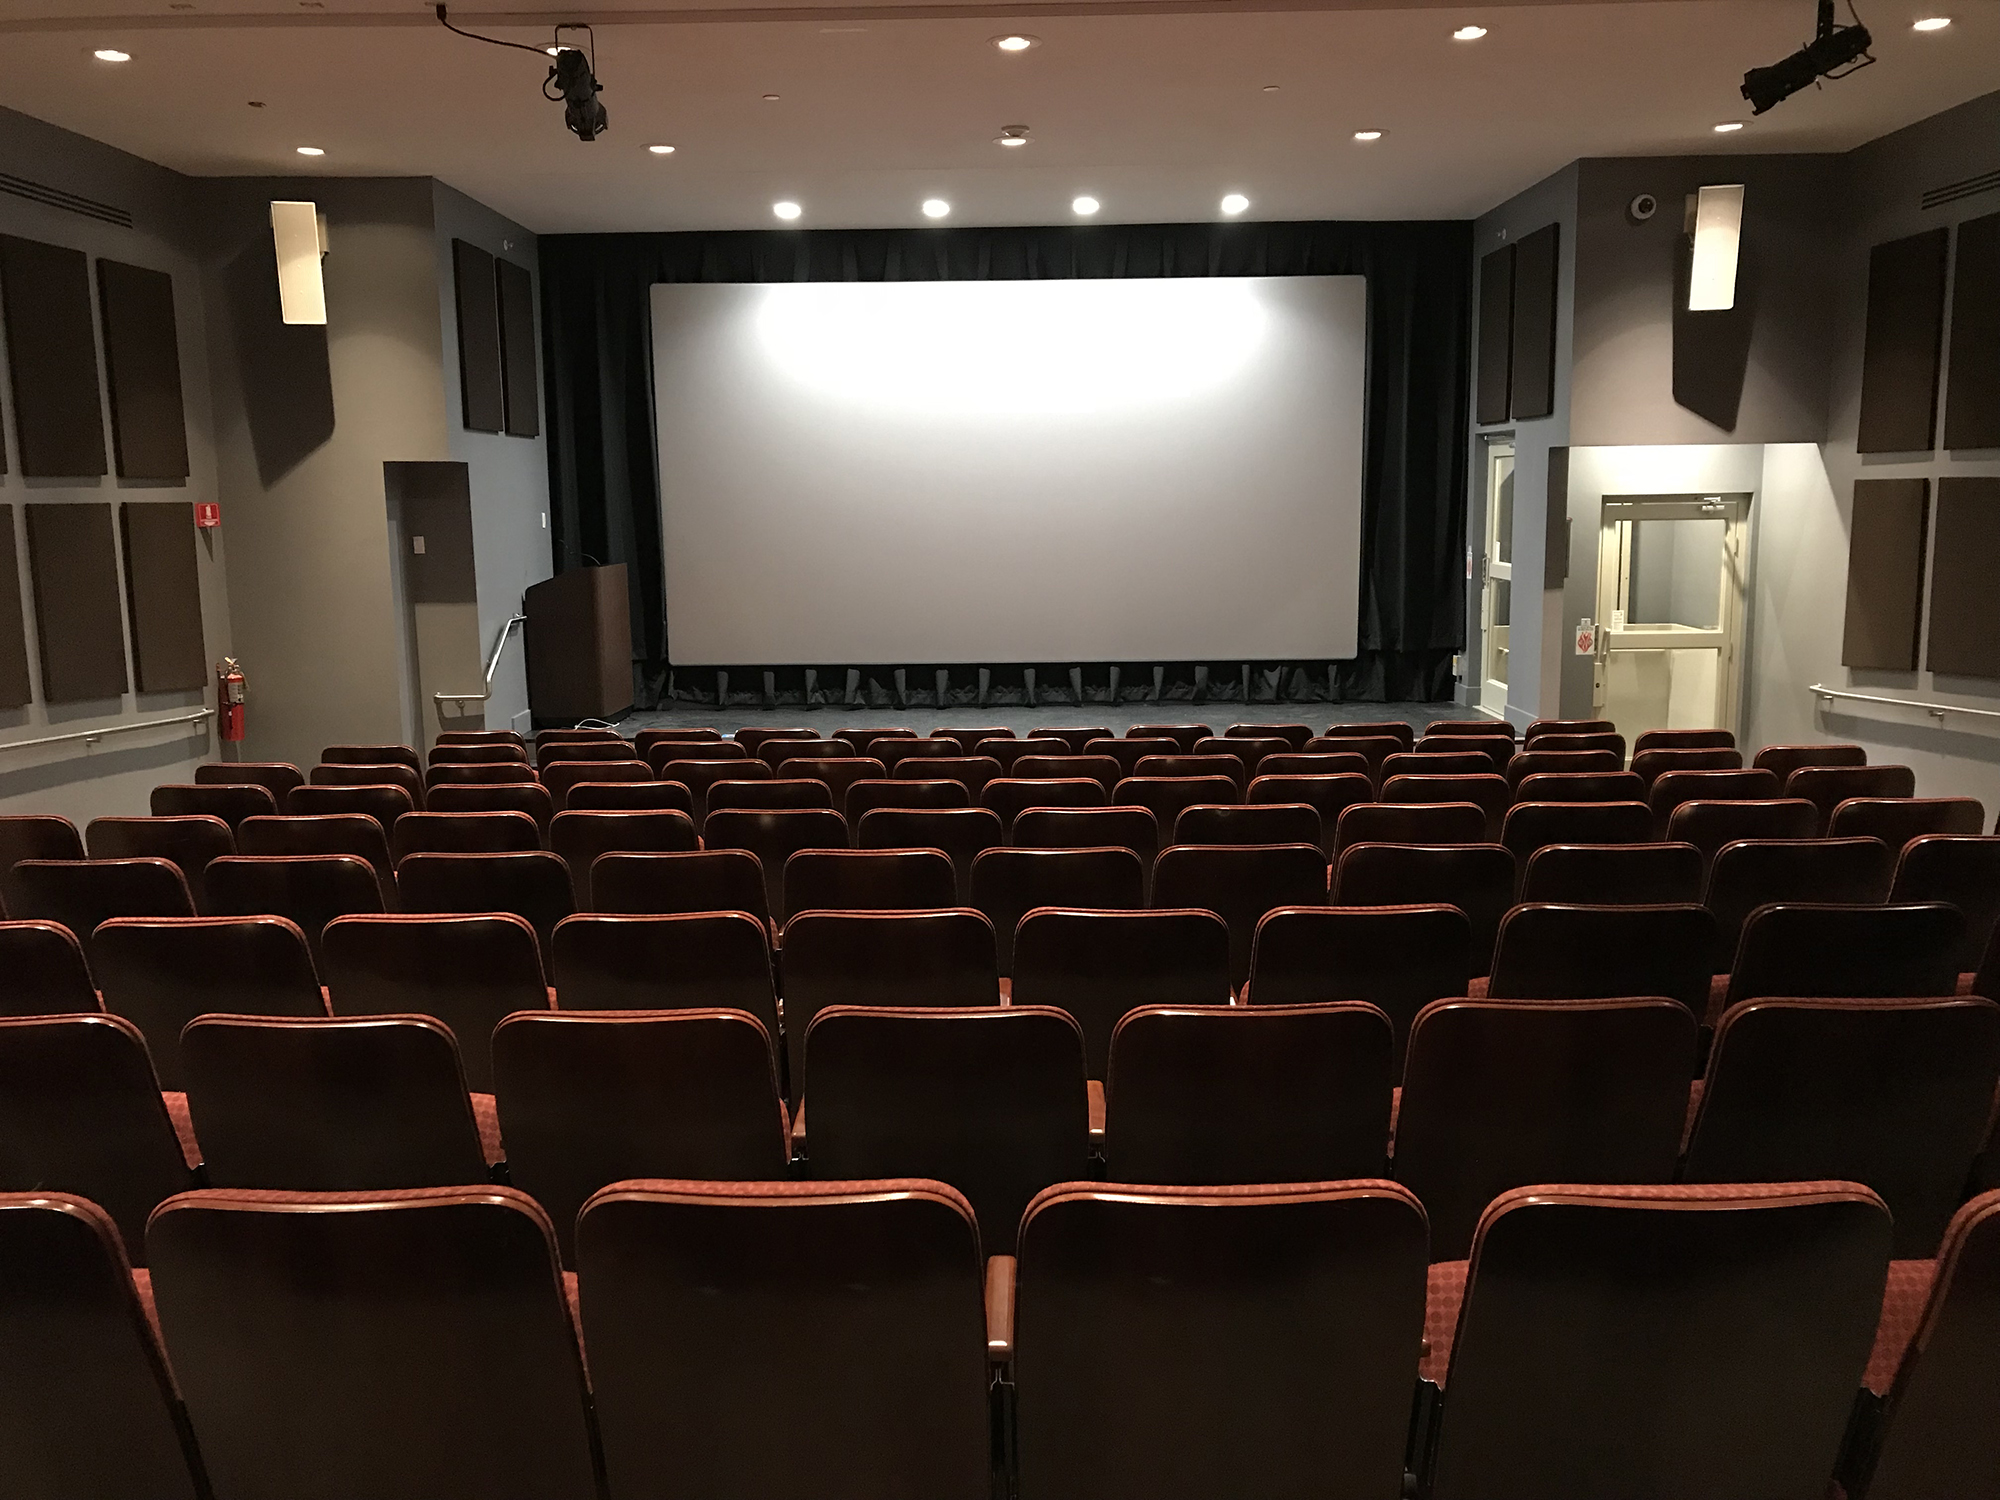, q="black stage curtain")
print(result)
[539,219,1472,708]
